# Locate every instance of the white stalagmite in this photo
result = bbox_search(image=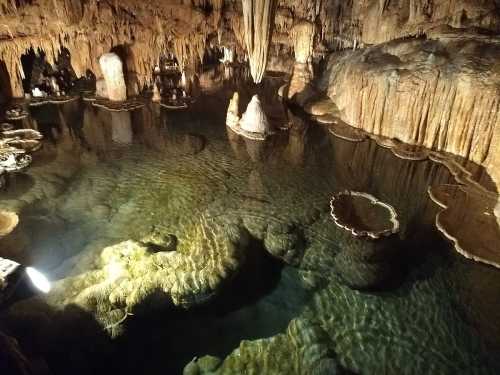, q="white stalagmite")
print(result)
[241,0,276,83]
[226,92,240,127]
[152,82,161,103]
[99,53,127,101]
[240,95,270,134]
